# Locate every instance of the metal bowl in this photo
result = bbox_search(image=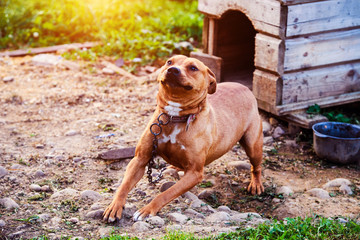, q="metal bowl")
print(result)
[312,122,360,164]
